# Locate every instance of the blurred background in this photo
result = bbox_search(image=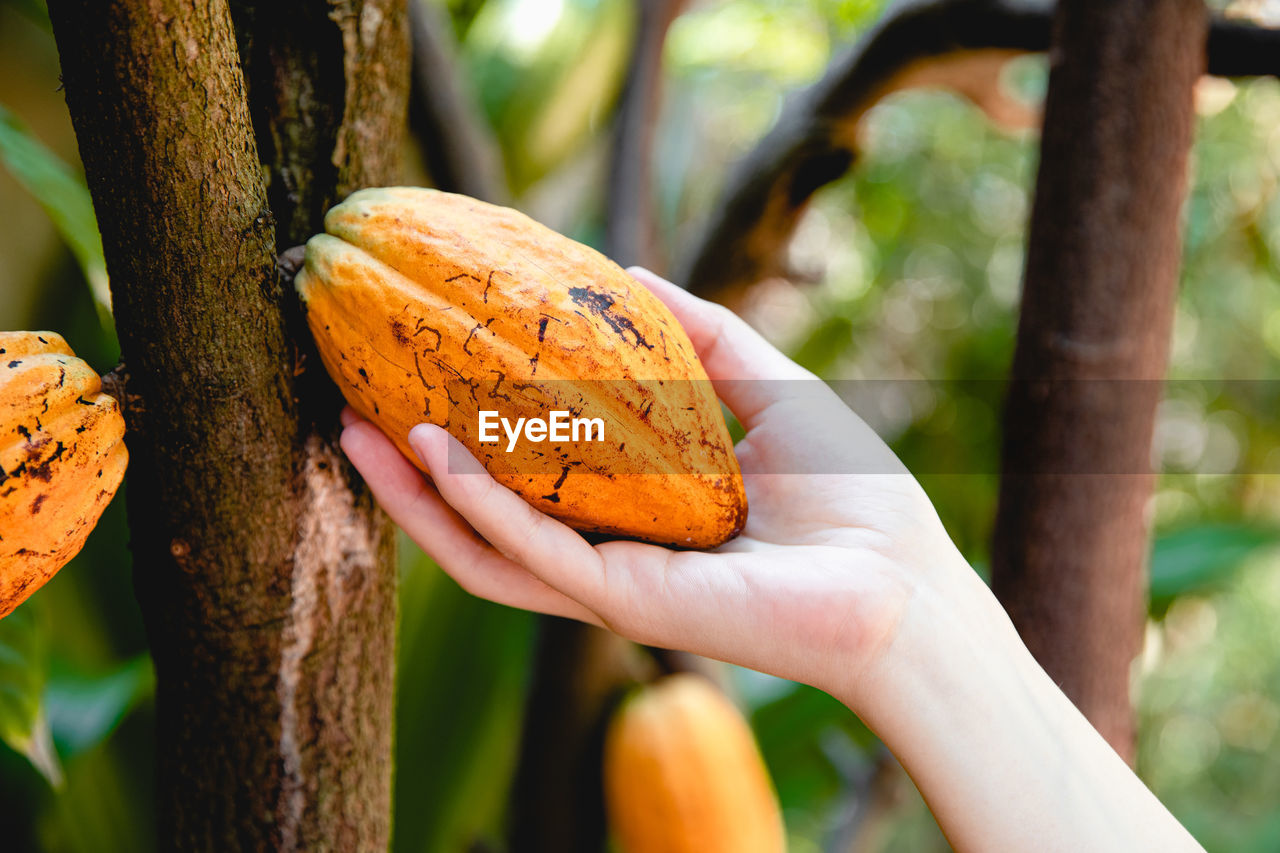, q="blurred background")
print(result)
[2,0,1279,850]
